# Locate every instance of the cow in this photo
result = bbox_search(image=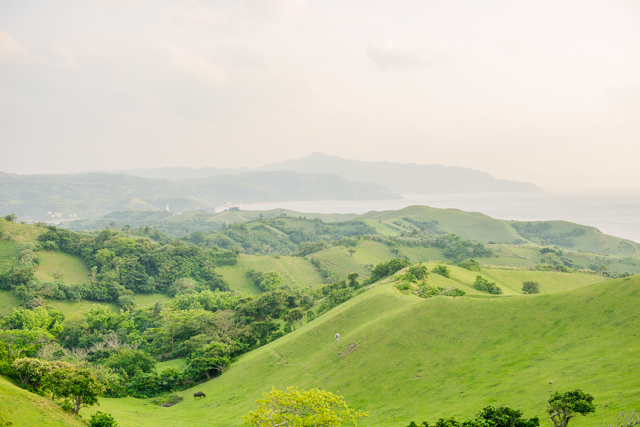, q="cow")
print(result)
[194,391,206,399]
[335,333,340,342]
